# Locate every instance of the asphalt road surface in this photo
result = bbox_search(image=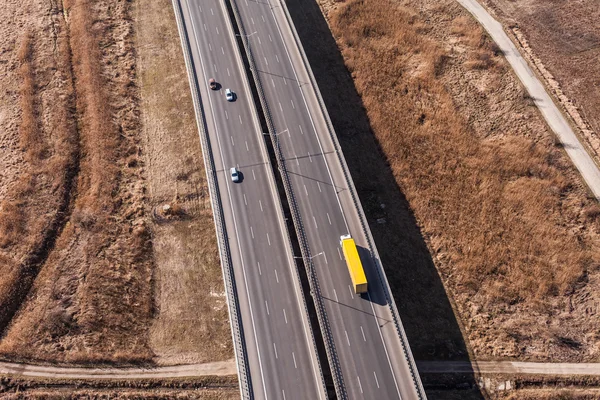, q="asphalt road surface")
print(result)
[419,360,600,375]
[457,0,600,201]
[228,0,424,398]
[177,1,326,398]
